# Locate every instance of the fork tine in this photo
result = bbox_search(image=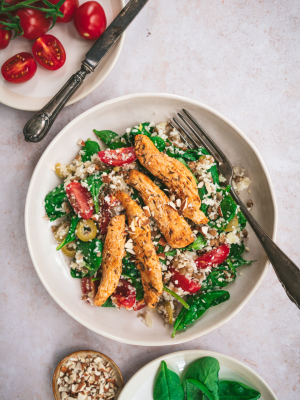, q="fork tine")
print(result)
[169,121,192,149]
[172,117,199,148]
